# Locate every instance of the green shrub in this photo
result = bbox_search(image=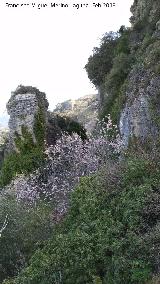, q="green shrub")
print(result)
[105,53,134,93]
[85,31,118,87]
[0,147,44,187]
[9,151,160,284]
[115,27,131,55]
[0,195,53,283]
[100,53,134,123]
[34,108,46,147]
[14,125,35,153]
[0,121,45,187]
[141,34,156,51]
[0,153,20,186]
